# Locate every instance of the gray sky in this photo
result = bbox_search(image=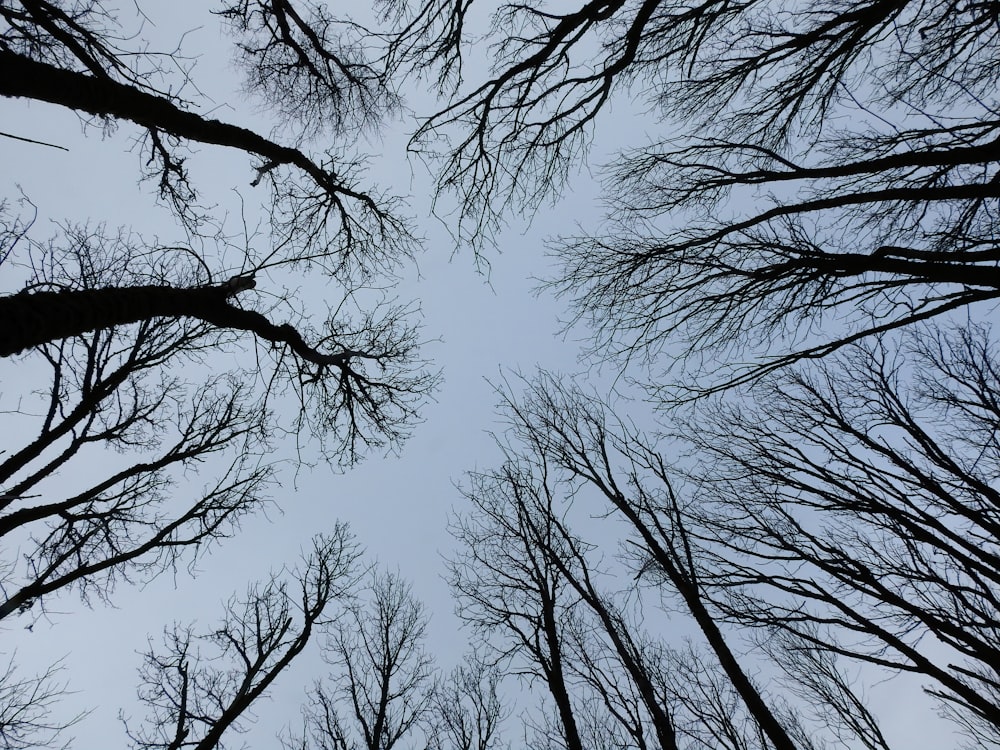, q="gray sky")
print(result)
[0,3,603,745]
[0,3,961,748]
